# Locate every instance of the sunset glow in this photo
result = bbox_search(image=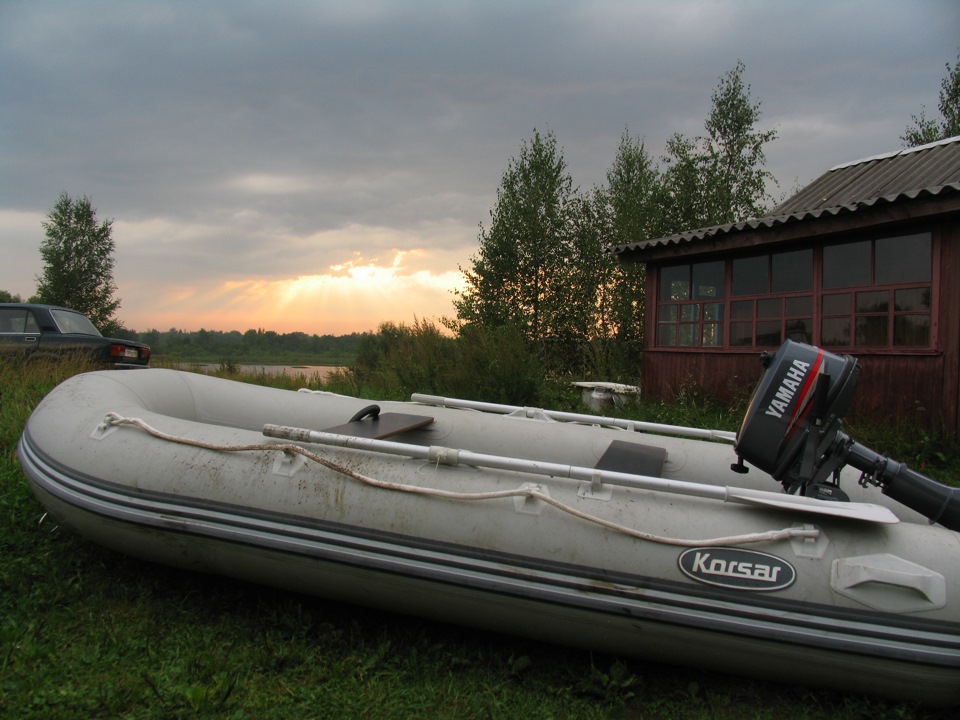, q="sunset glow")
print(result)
[122,250,468,335]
